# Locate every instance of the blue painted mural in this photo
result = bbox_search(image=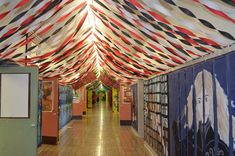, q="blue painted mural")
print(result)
[169,51,235,156]
[59,85,73,129]
[38,80,42,146]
